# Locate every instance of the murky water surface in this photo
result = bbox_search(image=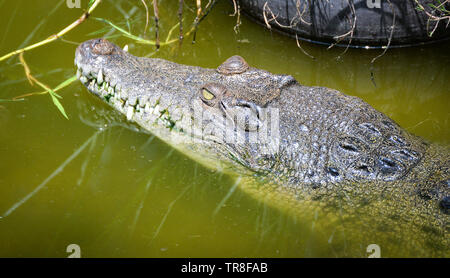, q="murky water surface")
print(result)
[0,0,448,257]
